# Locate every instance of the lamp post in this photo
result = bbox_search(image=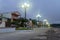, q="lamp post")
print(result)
[36,14,41,27]
[21,3,30,27]
[36,14,41,22]
[22,3,30,19]
[43,19,50,28]
[46,22,50,28]
[43,19,48,26]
